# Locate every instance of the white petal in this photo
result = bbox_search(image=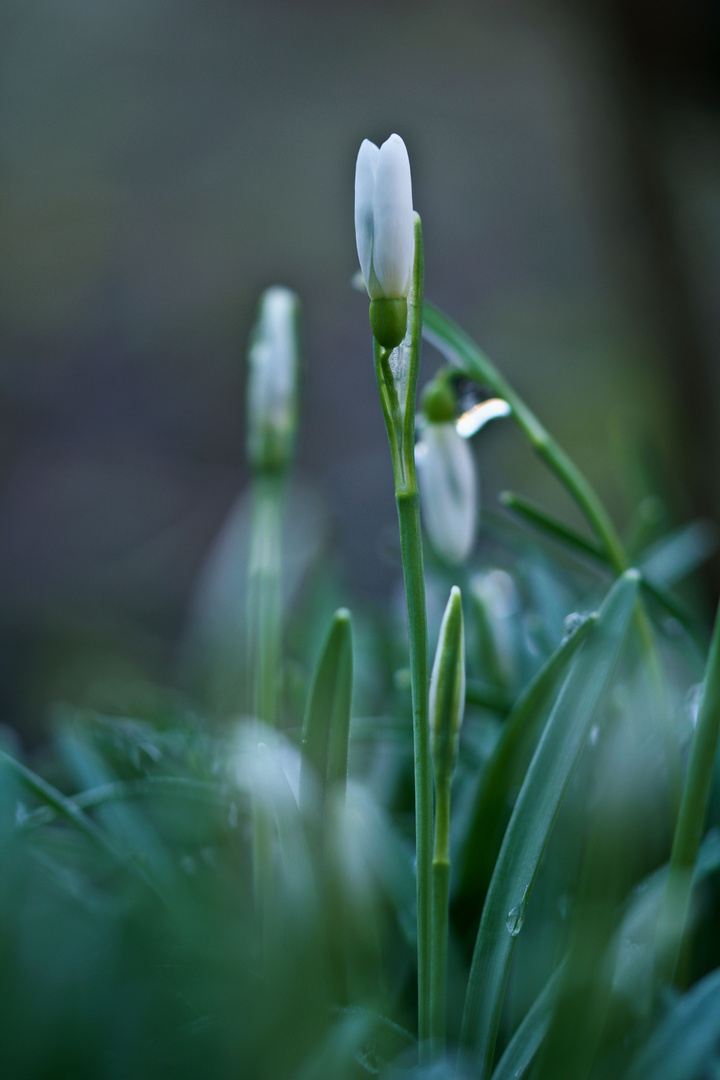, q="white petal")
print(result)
[373,134,414,298]
[354,140,379,294]
[416,423,477,564]
[455,398,511,438]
